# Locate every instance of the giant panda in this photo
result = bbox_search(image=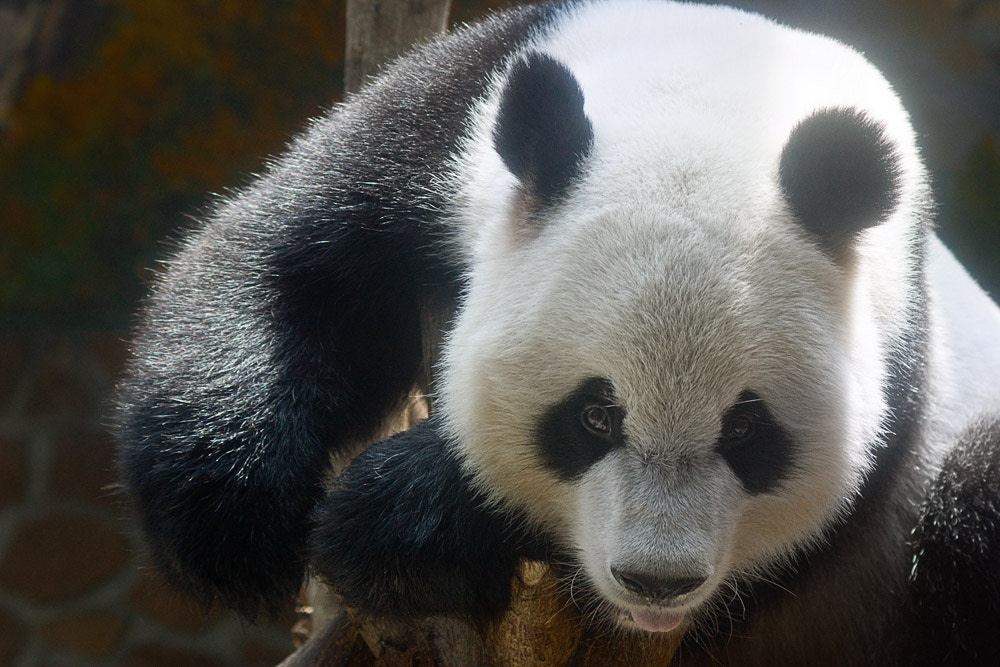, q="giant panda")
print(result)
[116,0,1000,664]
